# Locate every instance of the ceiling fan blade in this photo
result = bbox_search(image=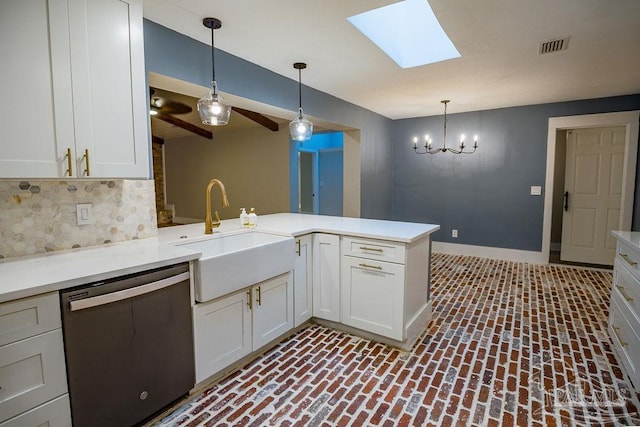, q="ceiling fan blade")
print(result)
[160,101,193,115]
